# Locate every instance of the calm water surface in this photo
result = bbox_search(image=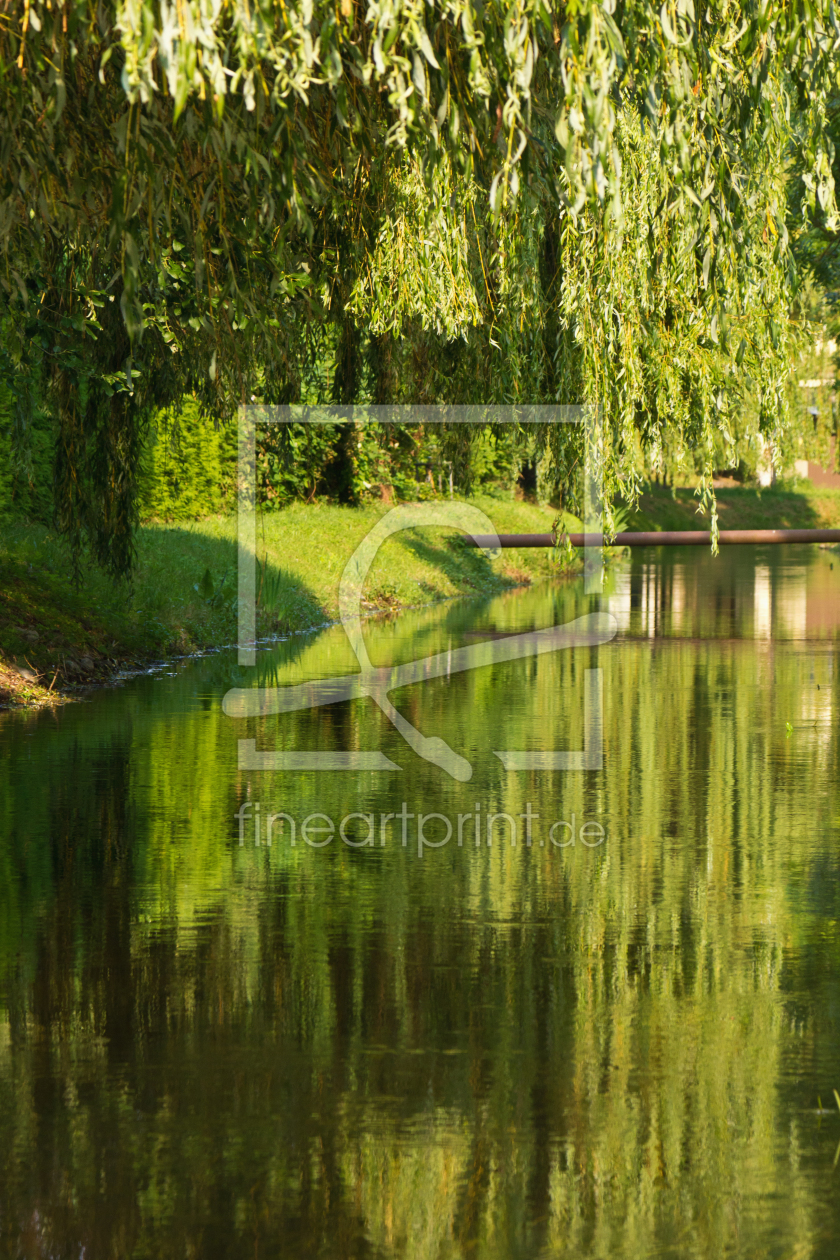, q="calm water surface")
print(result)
[2,546,840,1259]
